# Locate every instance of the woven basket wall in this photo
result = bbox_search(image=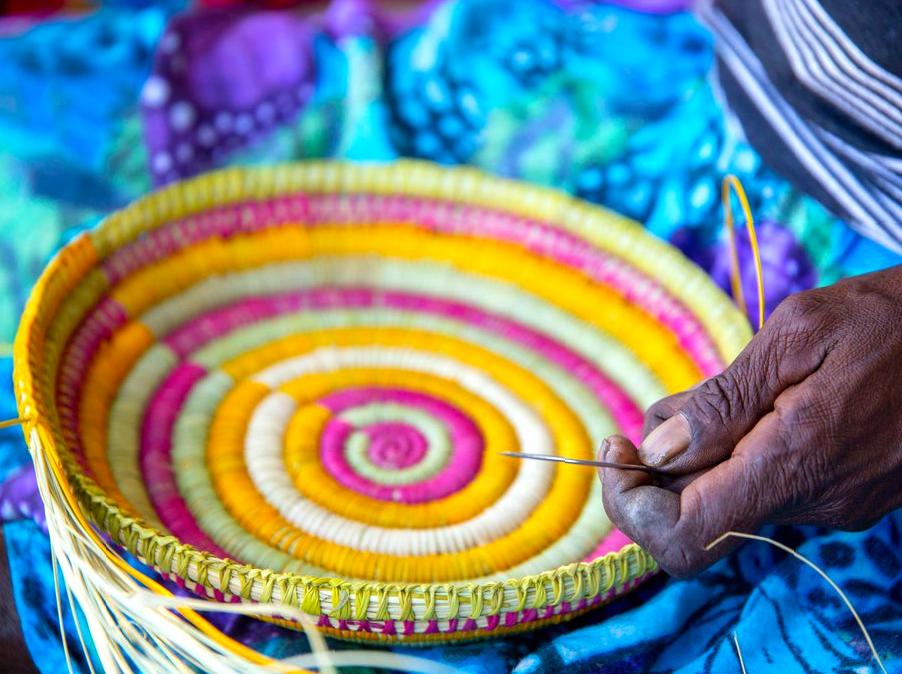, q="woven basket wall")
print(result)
[13,161,751,643]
